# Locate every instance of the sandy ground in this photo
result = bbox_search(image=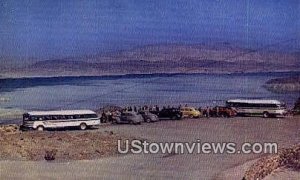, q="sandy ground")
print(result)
[0,116,299,179]
[0,125,132,161]
[216,158,300,180]
[215,159,259,180]
[264,168,300,180]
